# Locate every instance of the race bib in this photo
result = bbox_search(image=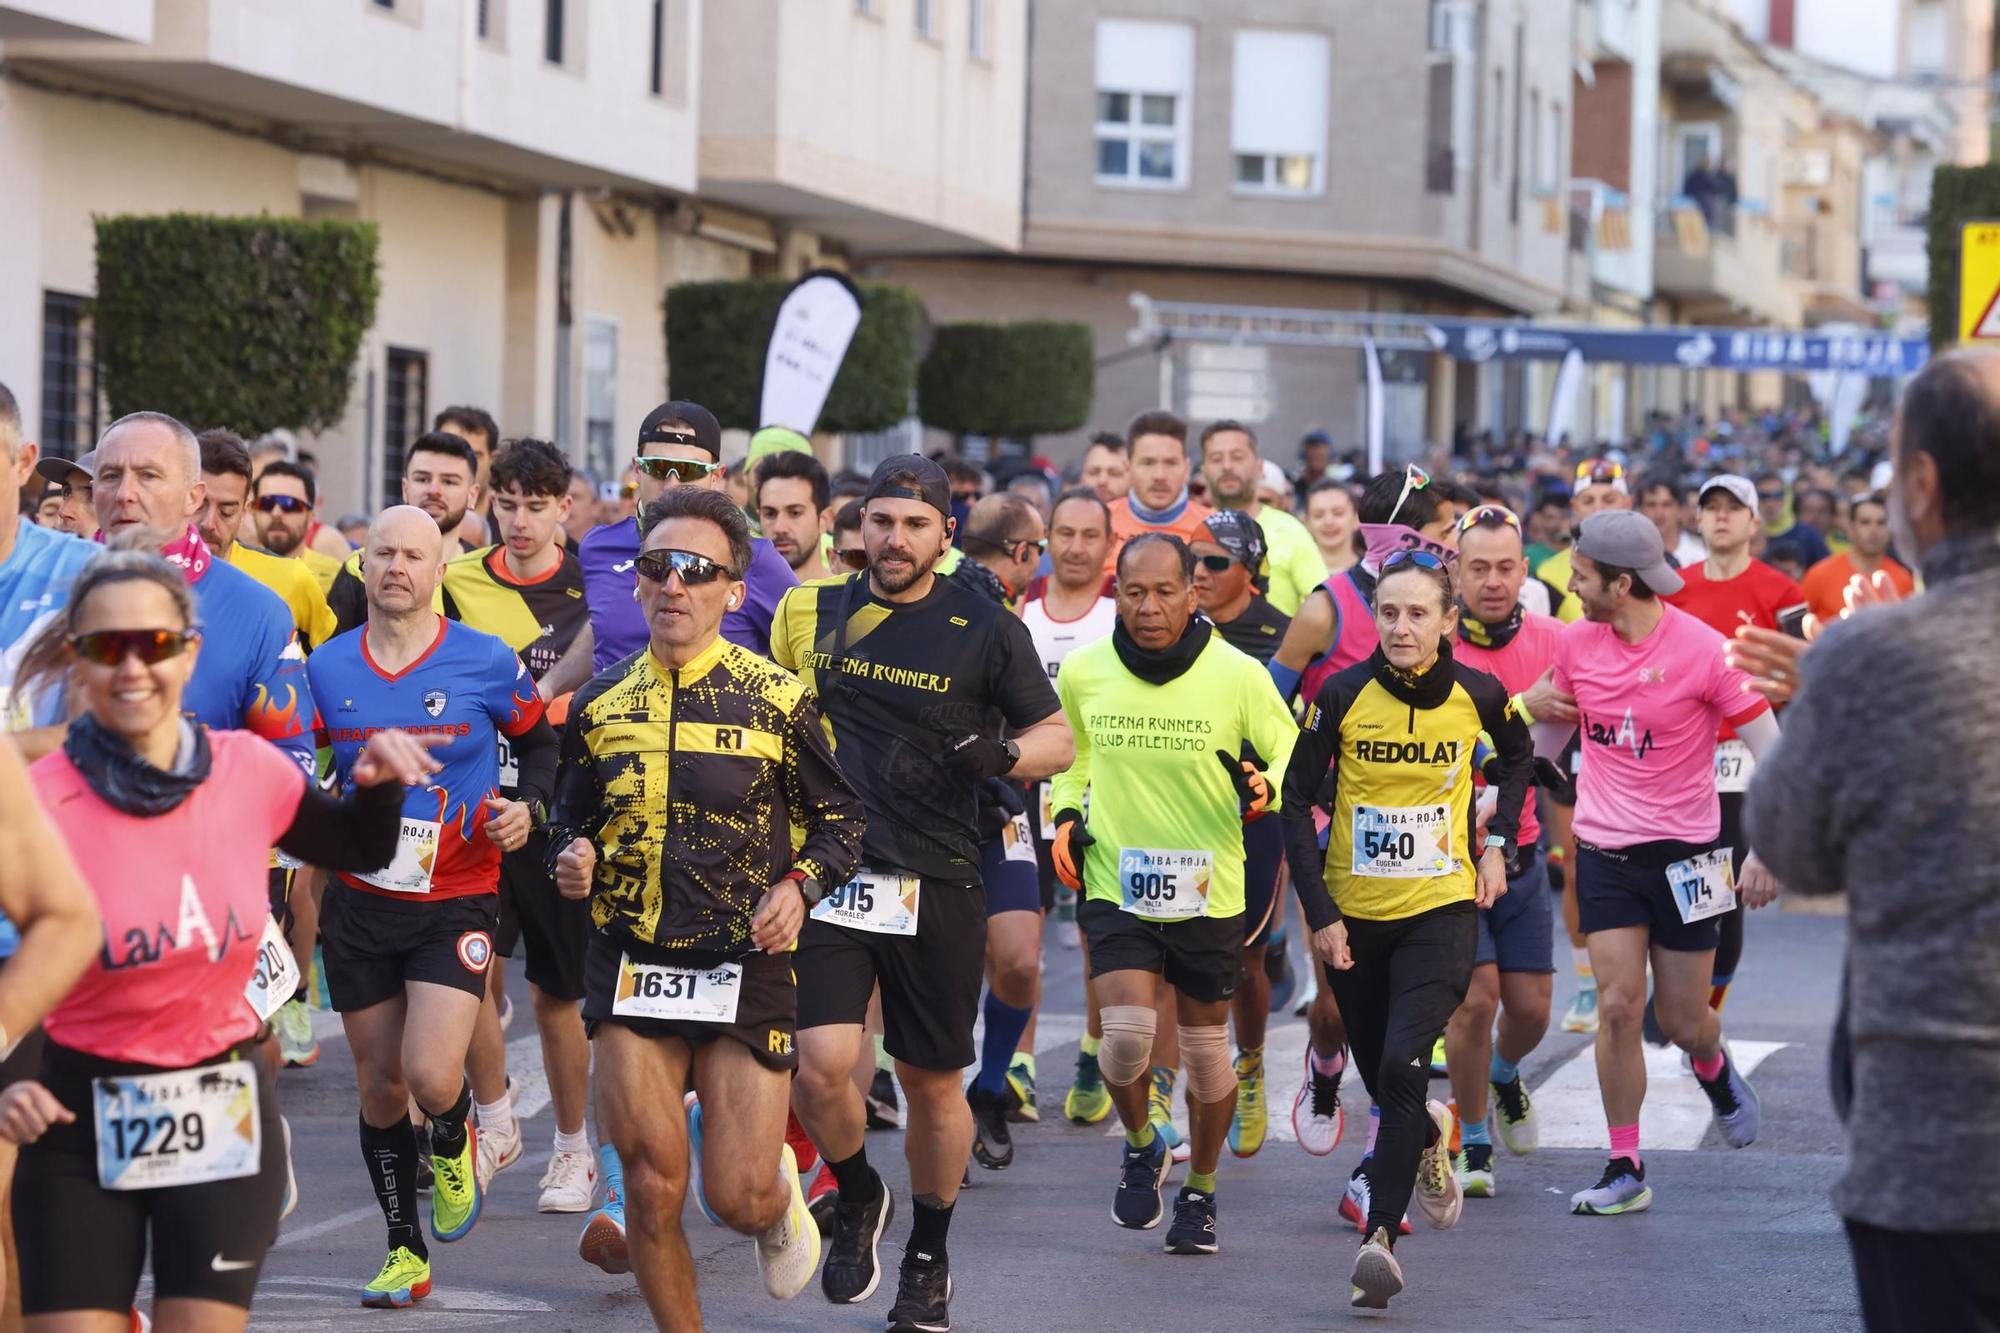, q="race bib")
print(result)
[811,873,920,936]
[354,817,441,894]
[497,734,520,789]
[1117,848,1212,921]
[1003,813,1036,864]
[1713,740,1754,795]
[243,916,300,1024]
[611,954,742,1024]
[1667,848,1737,924]
[1351,804,1454,878]
[94,1061,261,1191]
